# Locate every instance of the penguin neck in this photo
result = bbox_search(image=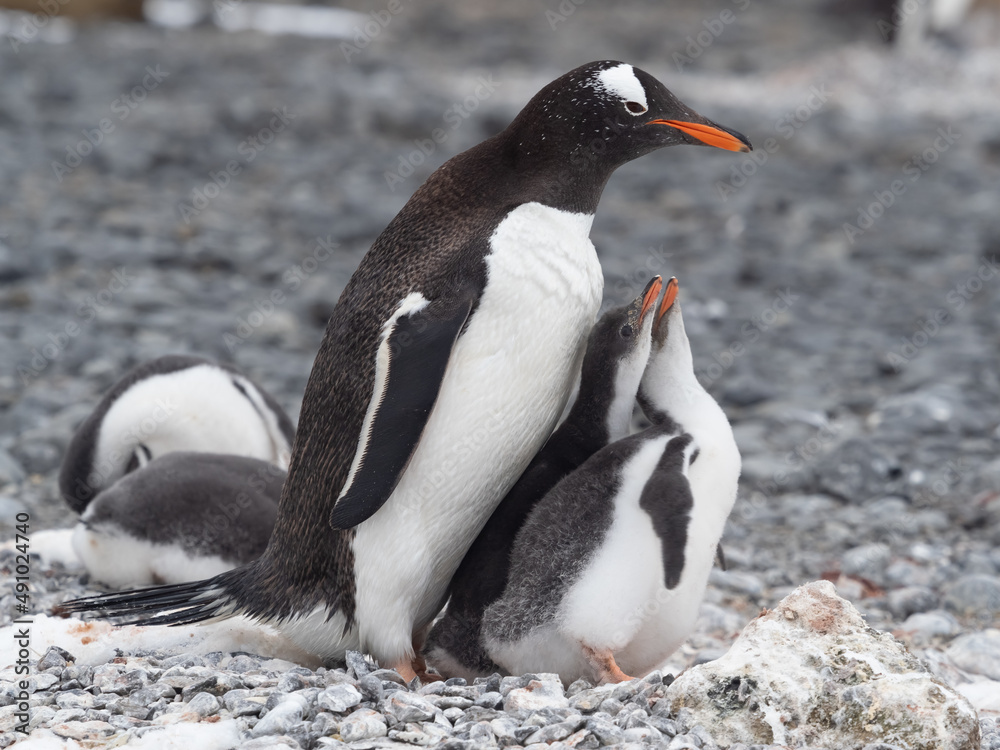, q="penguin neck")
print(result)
[562,365,634,450]
[495,130,619,215]
[640,322,724,442]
